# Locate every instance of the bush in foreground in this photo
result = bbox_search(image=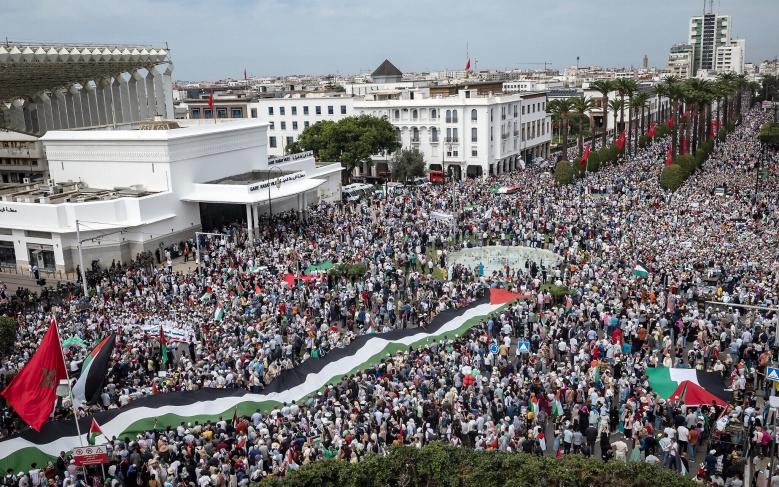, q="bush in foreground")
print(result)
[256,443,697,487]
